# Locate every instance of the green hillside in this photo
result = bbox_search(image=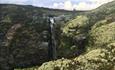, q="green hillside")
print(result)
[14,1,115,70]
[0,0,115,70]
[0,4,82,70]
